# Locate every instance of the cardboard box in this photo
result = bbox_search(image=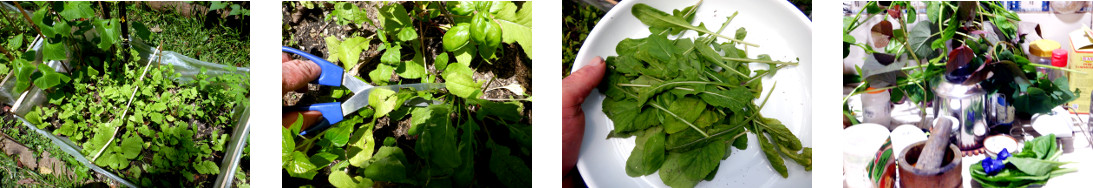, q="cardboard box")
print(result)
[1067,30,1093,113]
